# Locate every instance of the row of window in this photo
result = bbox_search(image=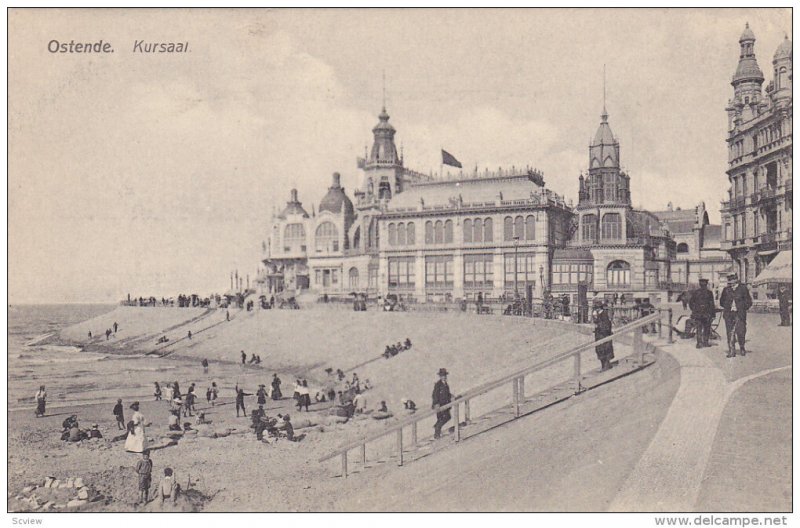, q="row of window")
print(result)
[387,253,541,290]
[551,263,594,285]
[388,215,539,247]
